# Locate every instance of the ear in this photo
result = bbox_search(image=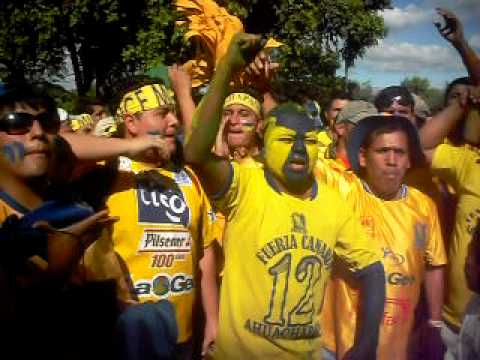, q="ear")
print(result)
[358,147,367,168]
[124,114,139,137]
